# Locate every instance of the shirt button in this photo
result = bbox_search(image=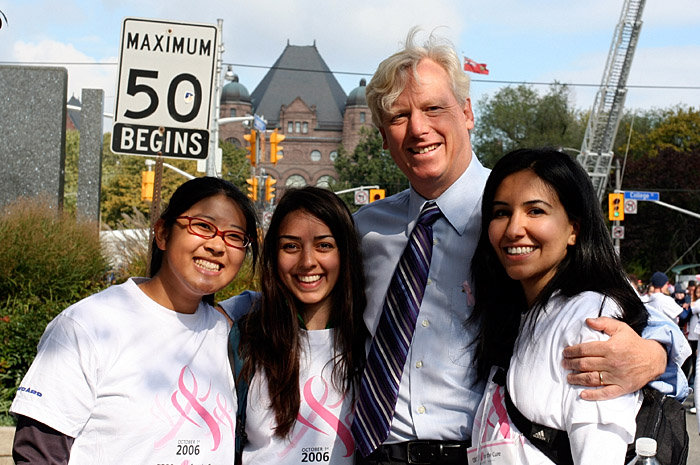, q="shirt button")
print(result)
[421,320,429,327]
[416,360,423,368]
[426,278,432,285]
[417,406,426,414]
[433,238,438,245]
